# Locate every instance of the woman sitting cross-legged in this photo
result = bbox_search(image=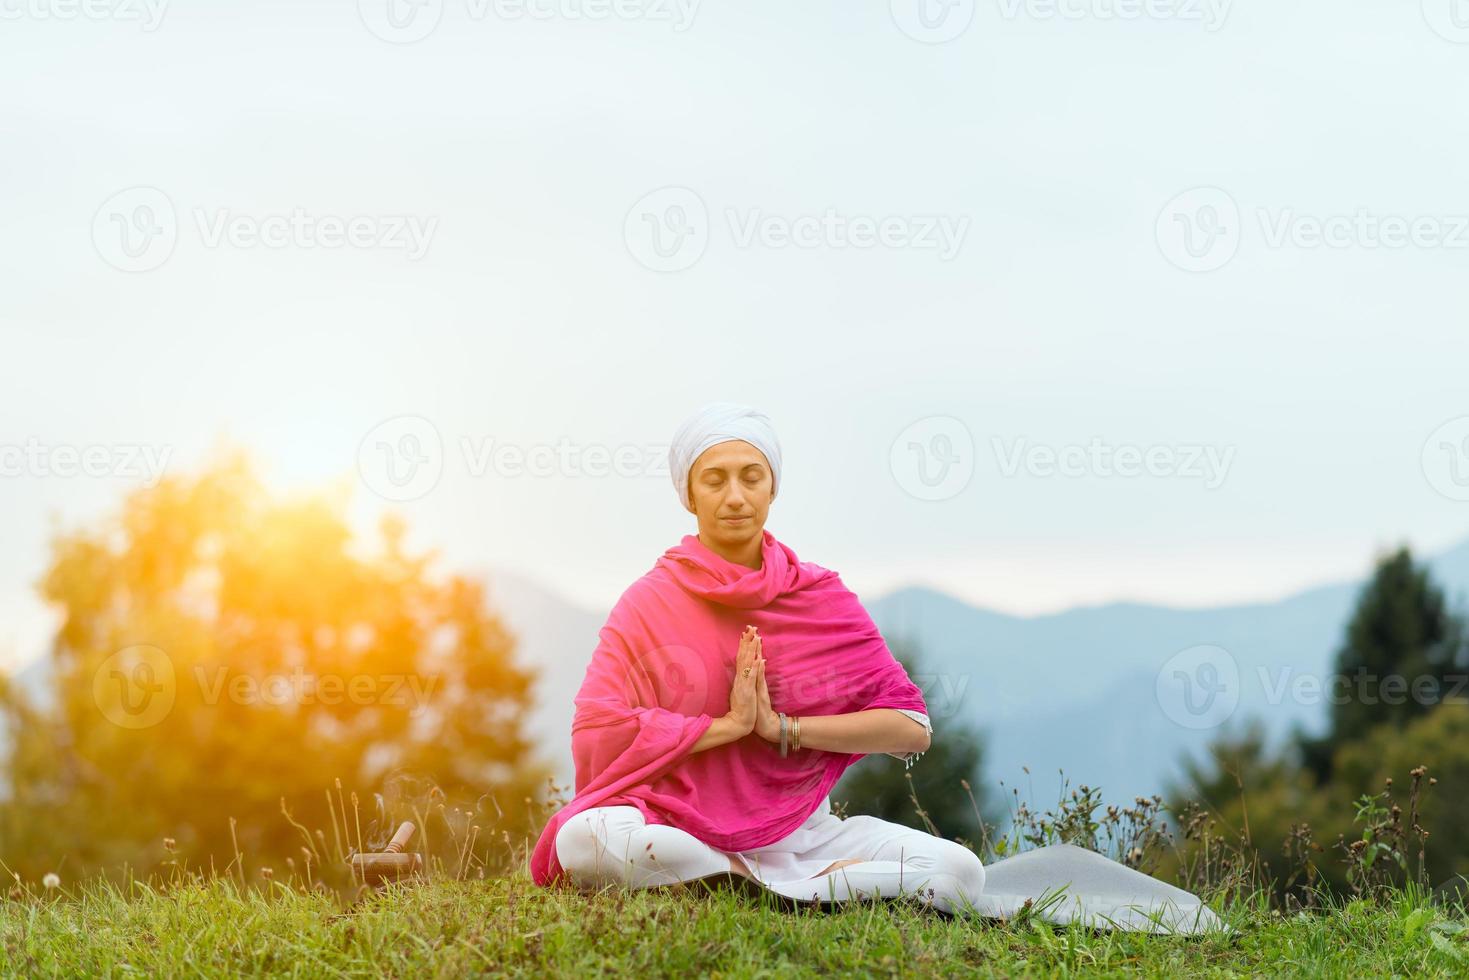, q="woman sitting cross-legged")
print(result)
[551,624,985,912]
[529,402,1224,934]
